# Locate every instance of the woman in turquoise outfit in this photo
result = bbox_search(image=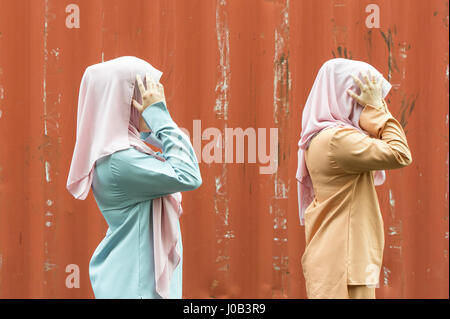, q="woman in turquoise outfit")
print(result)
[66,56,202,299]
